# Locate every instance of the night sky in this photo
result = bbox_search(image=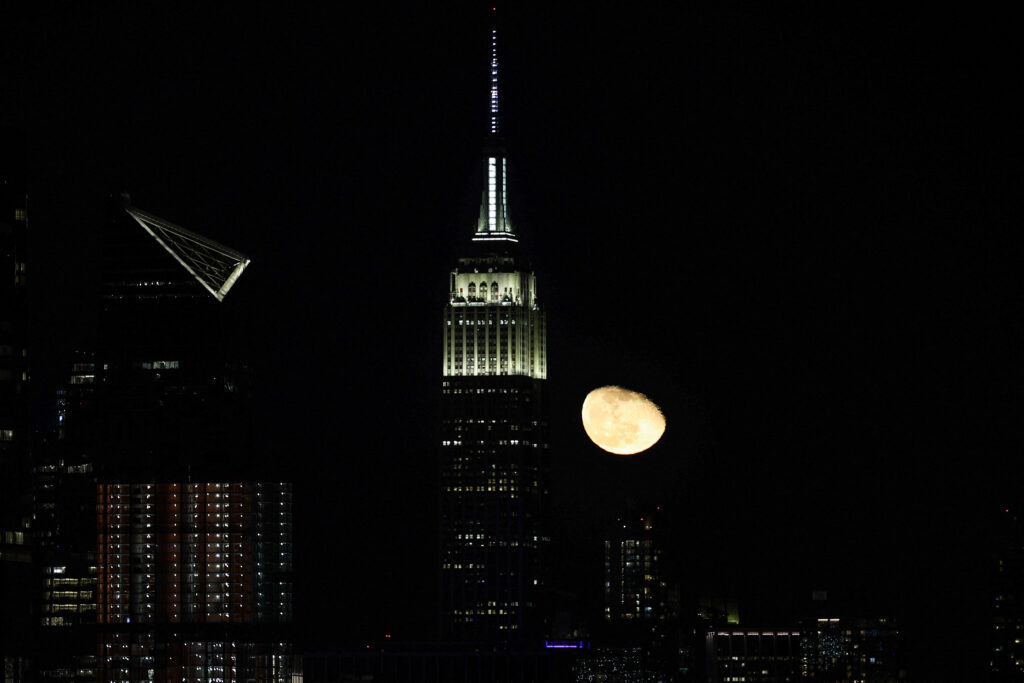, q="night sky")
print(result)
[5,3,1020,680]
